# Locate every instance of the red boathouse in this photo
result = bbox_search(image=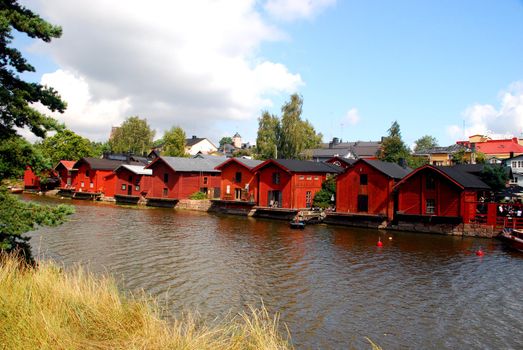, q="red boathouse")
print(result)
[335,159,412,220]
[251,159,342,209]
[215,158,263,203]
[145,156,223,202]
[393,164,491,222]
[113,164,152,203]
[54,160,77,189]
[72,157,130,197]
